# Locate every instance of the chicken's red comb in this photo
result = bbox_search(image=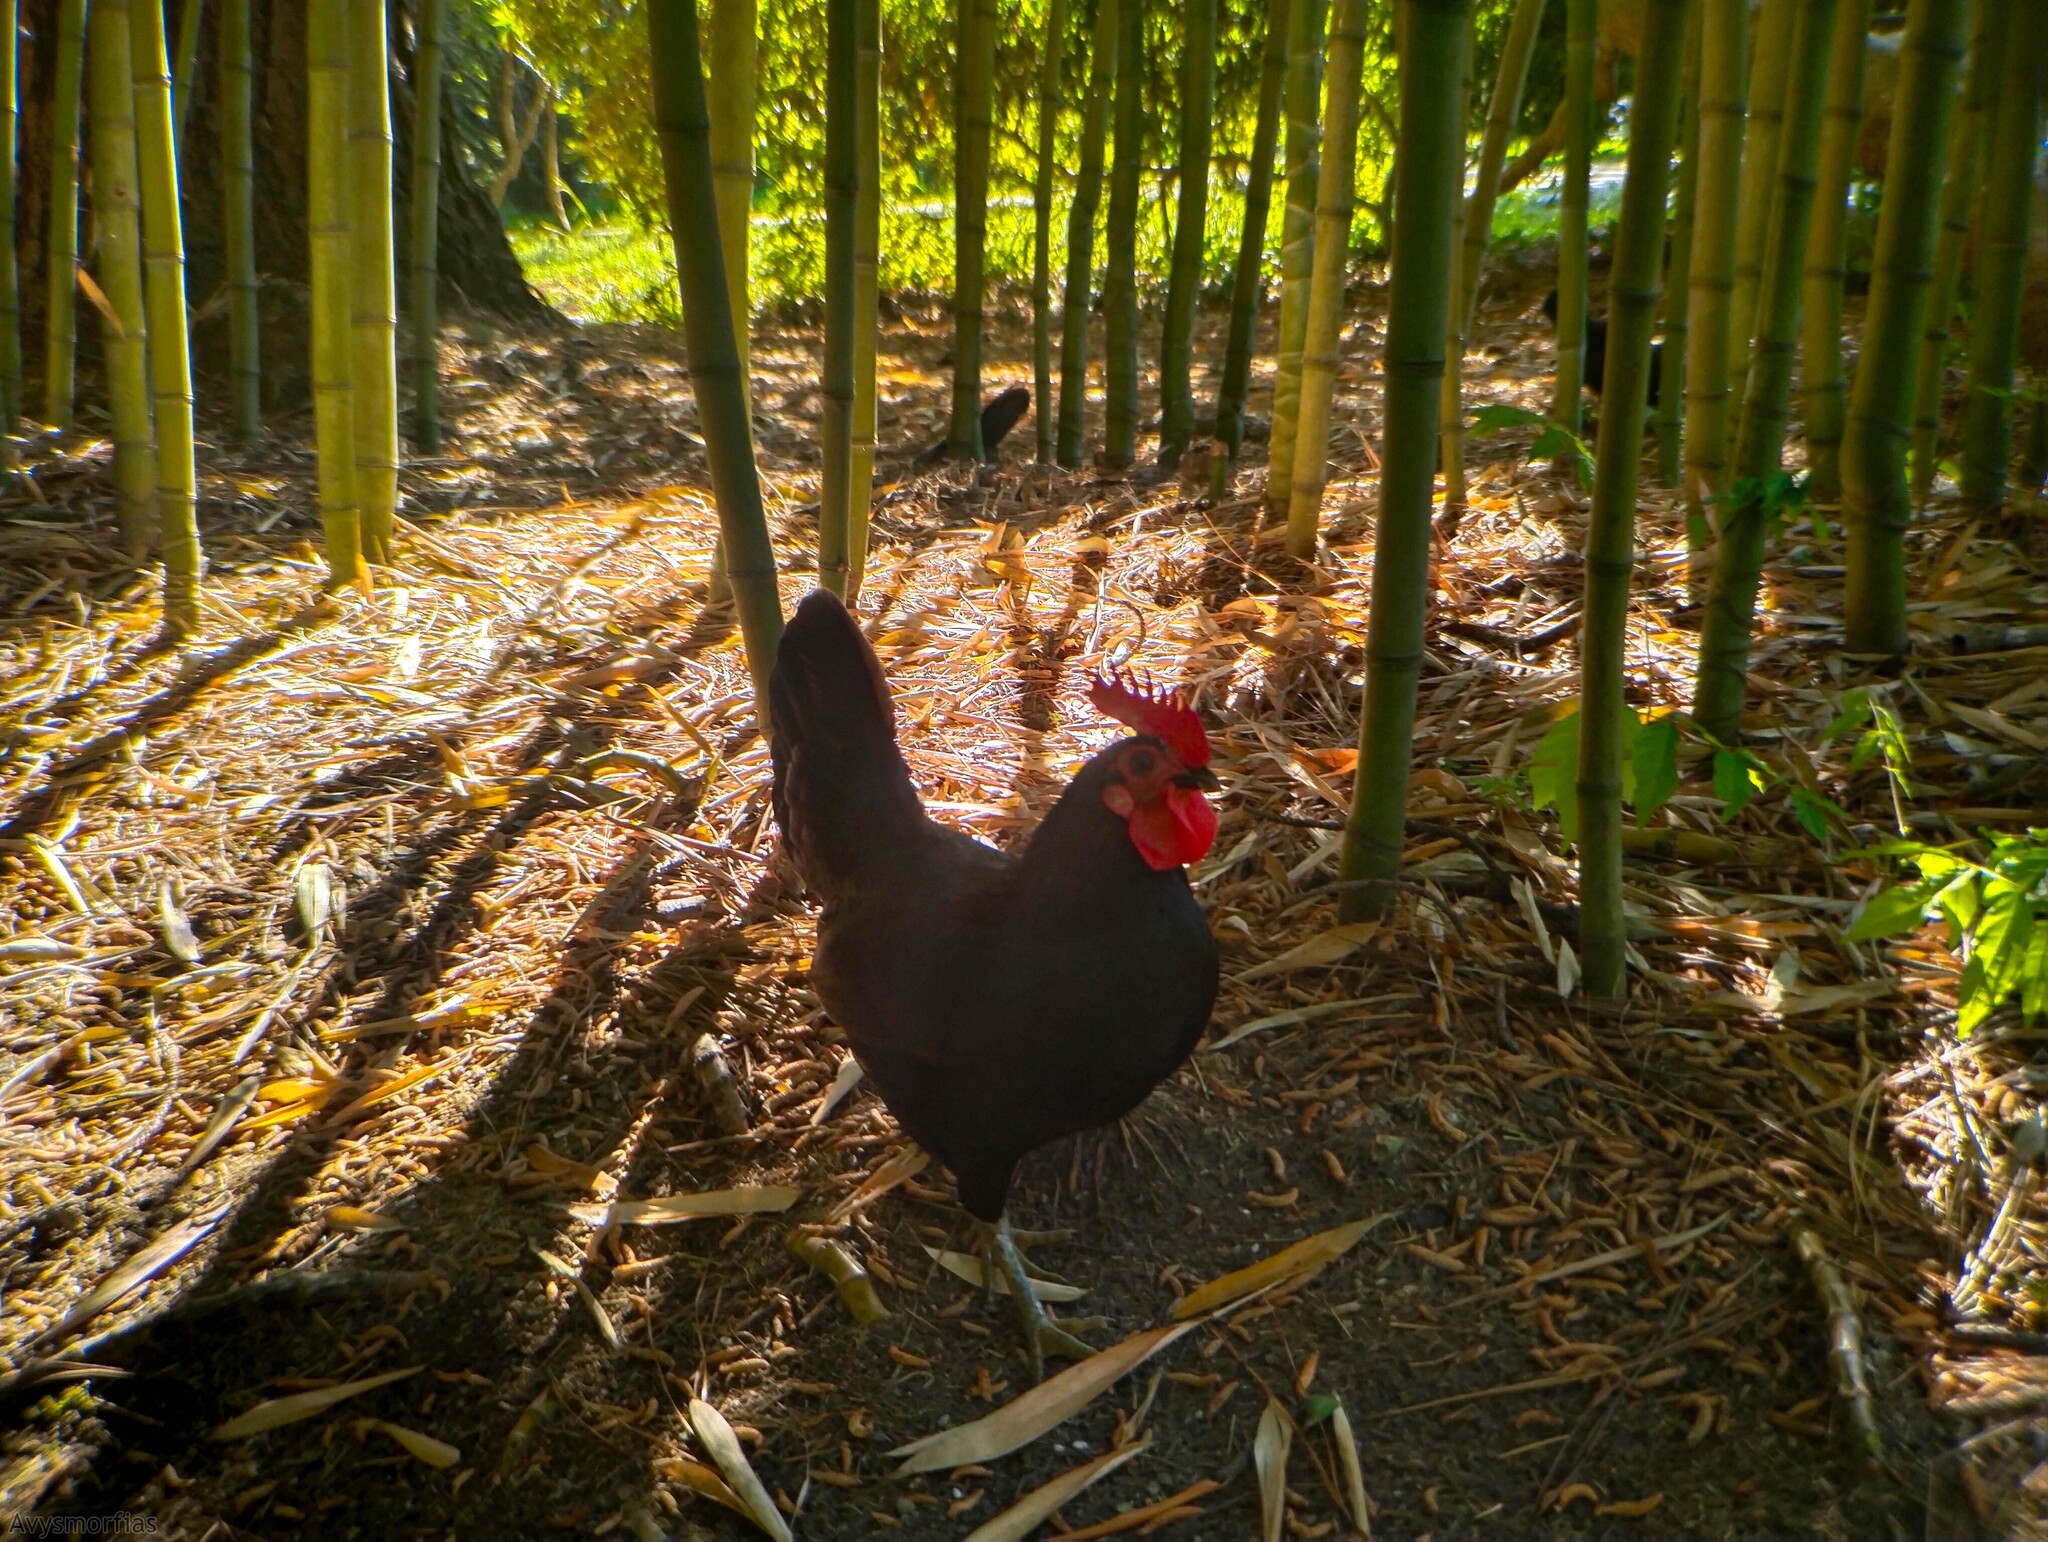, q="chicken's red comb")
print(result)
[1088,670,1211,768]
